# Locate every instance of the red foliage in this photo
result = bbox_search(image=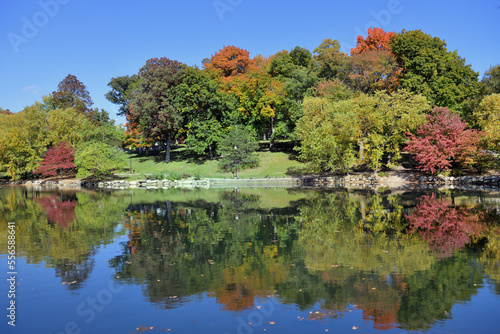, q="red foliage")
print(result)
[351,27,395,55]
[36,194,77,228]
[405,107,482,174]
[34,141,76,179]
[204,45,256,80]
[406,194,486,257]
